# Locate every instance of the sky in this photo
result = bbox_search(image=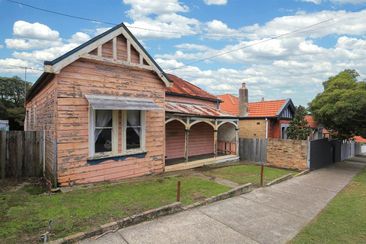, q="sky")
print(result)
[0,0,366,106]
